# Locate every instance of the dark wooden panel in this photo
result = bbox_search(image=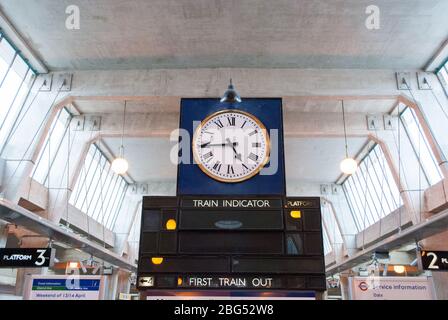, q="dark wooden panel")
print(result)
[143,197,178,209]
[179,209,283,230]
[304,232,323,255]
[178,232,284,254]
[303,209,322,231]
[139,256,231,273]
[232,257,325,274]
